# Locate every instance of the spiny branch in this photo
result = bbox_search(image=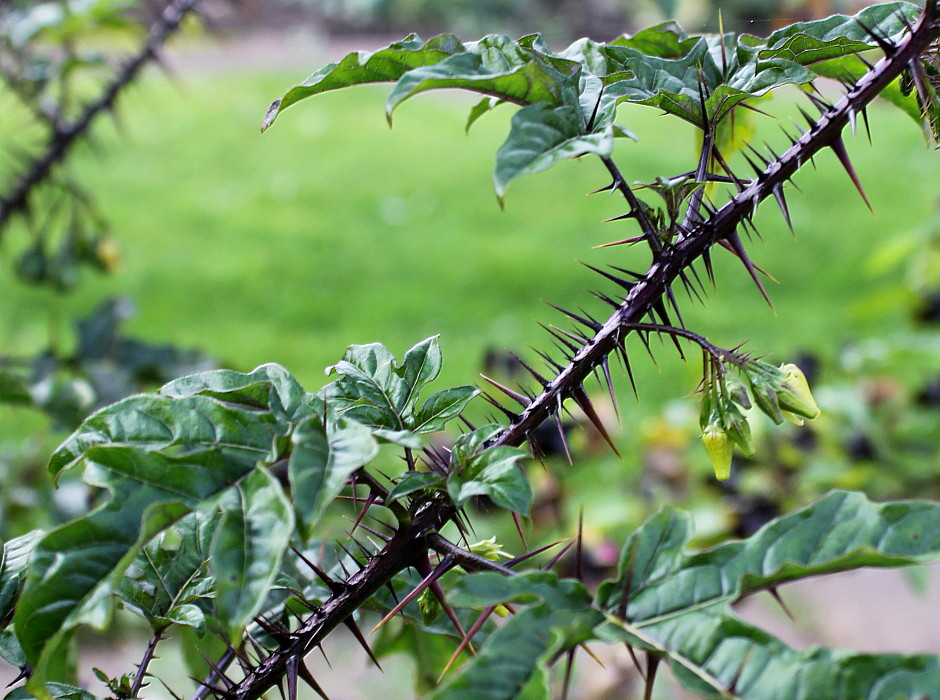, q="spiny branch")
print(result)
[197,500,453,700]
[0,0,203,233]
[484,4,940,454]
